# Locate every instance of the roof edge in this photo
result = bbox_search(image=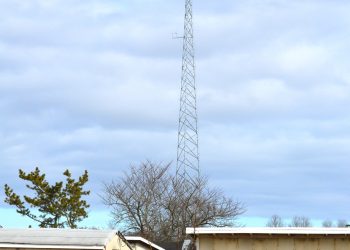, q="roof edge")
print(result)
[125,236,165,250]
[103,230,118,246]
[186,227,350,235]
[0,244,104,250]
